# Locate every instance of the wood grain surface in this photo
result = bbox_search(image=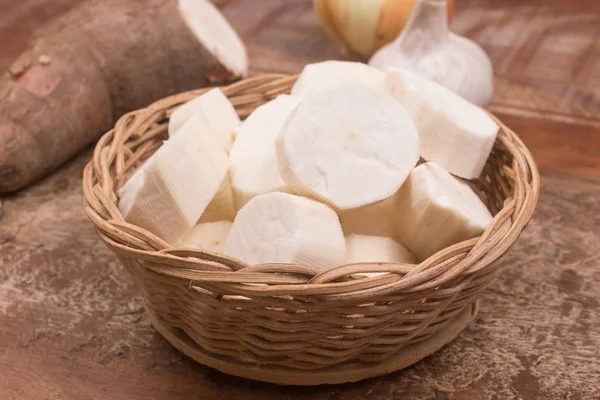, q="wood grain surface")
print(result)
[1,0,599,399]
